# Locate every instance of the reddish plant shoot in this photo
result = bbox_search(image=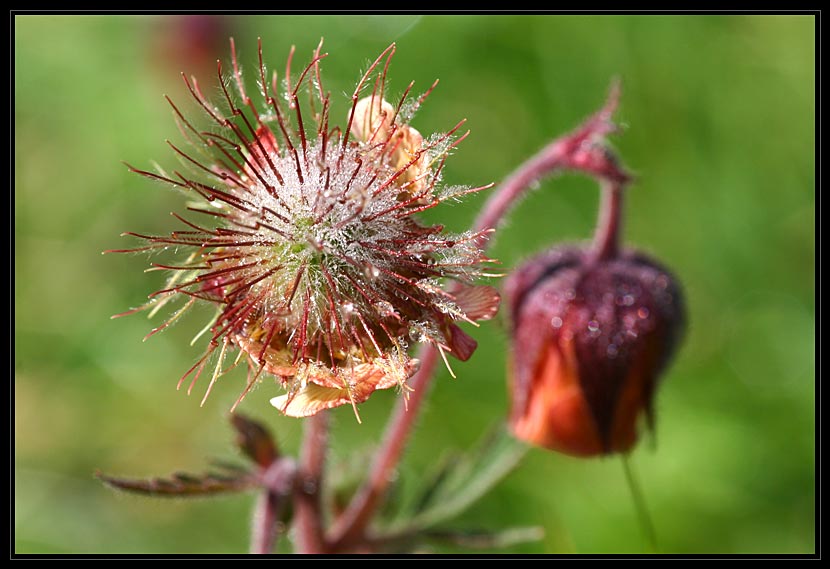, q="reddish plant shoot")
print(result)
[102,37,687,553]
